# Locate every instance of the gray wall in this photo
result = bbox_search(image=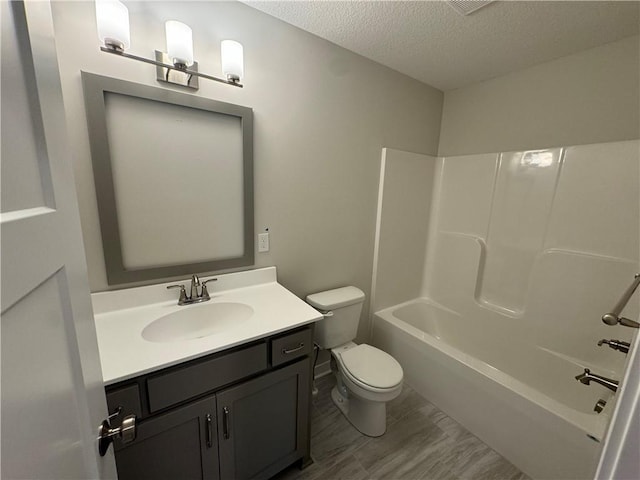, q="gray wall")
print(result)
[51,1,443,342]
[439,35,640,156]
